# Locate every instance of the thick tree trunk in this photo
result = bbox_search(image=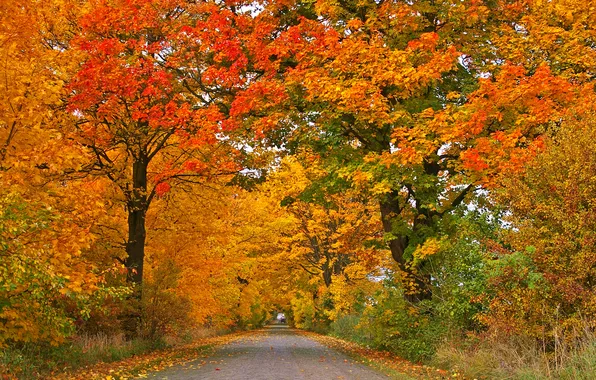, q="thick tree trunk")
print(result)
[125,208,146,284]
[379,190,431,303]
[125,158,148,284]
[123,157,149,338]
